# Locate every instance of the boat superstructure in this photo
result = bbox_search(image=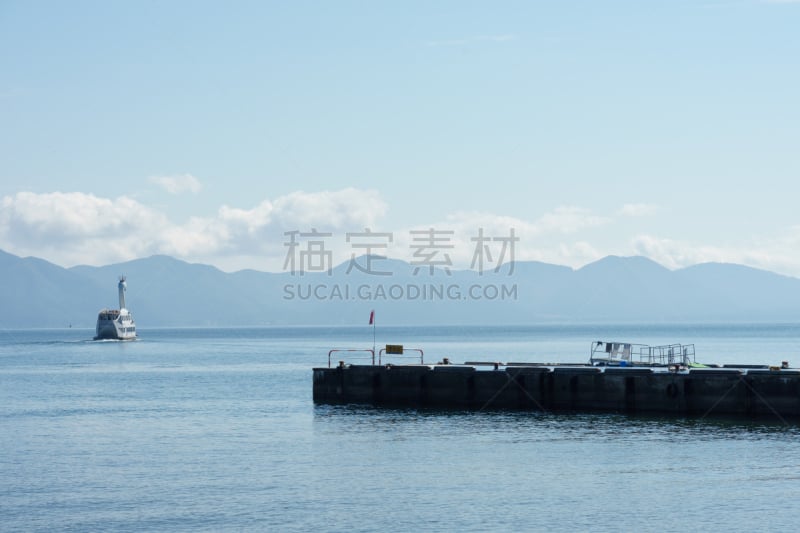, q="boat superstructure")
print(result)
[94,276,137,340]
